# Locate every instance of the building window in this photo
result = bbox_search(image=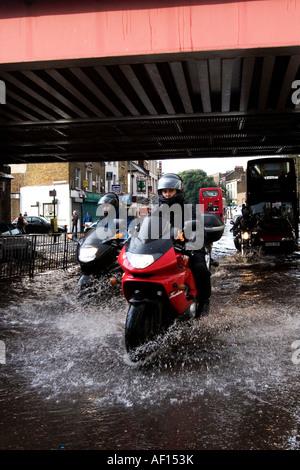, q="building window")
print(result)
[75,168,81,189]
[86,170,92,191]
[96,174,101,193]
